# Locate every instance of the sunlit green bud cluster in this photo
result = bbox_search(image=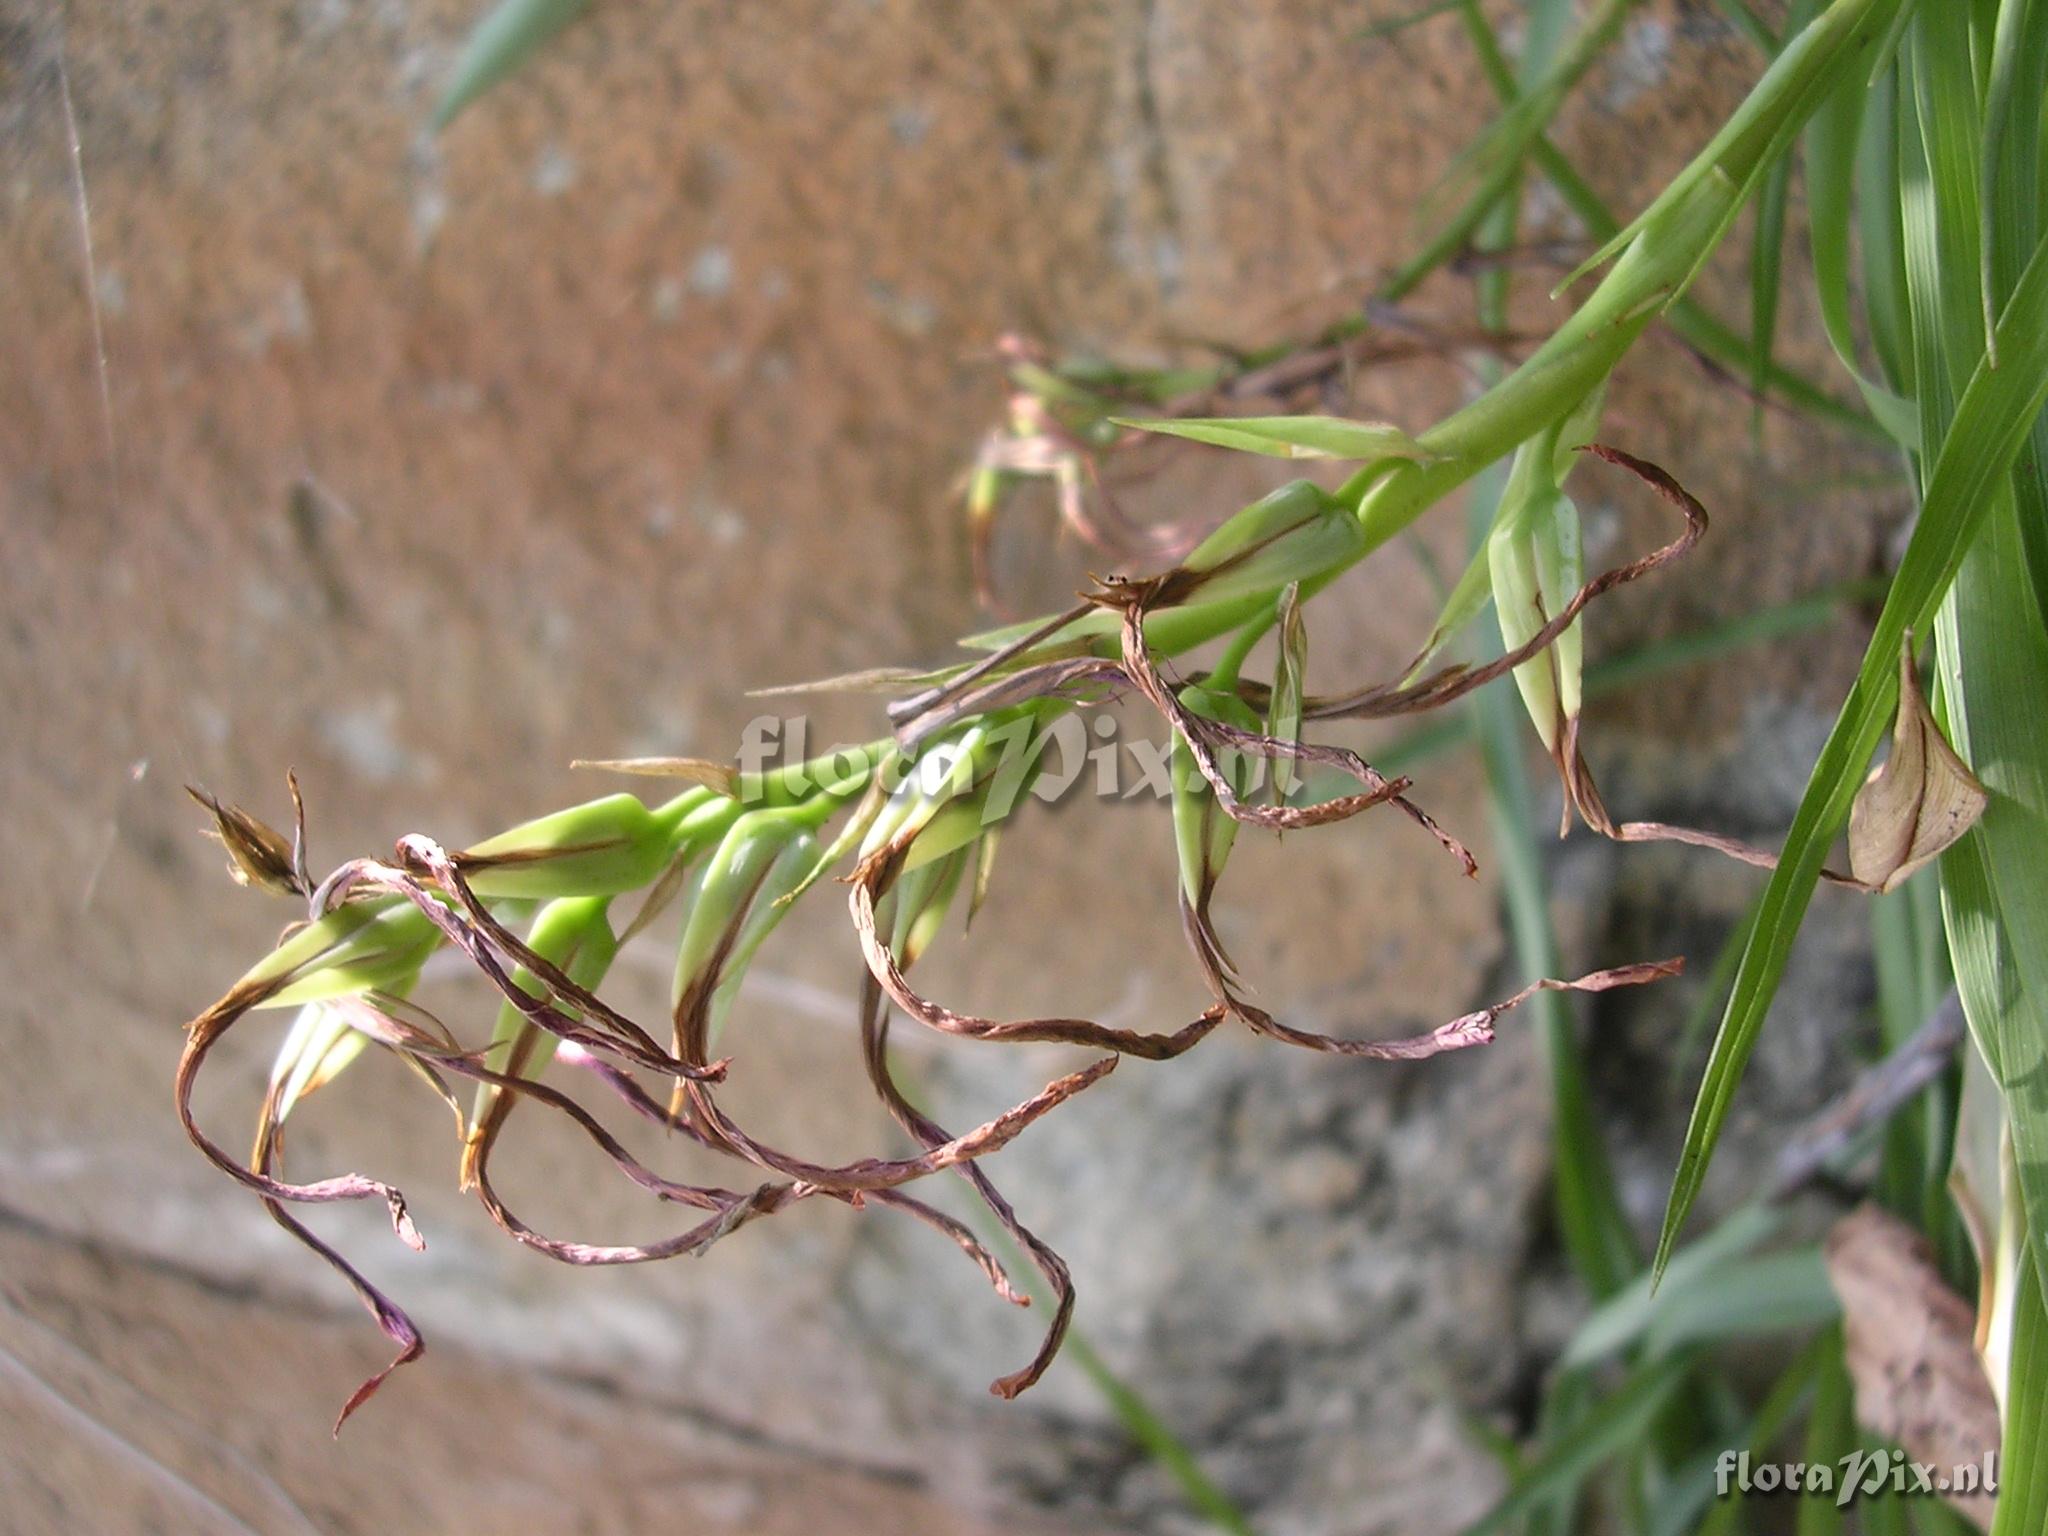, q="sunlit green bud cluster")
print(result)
[268,999,373,1127]
[671,808,823,1050]
[247,898,442,1011]
[889,847,971,969]
[459,791,685,900]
